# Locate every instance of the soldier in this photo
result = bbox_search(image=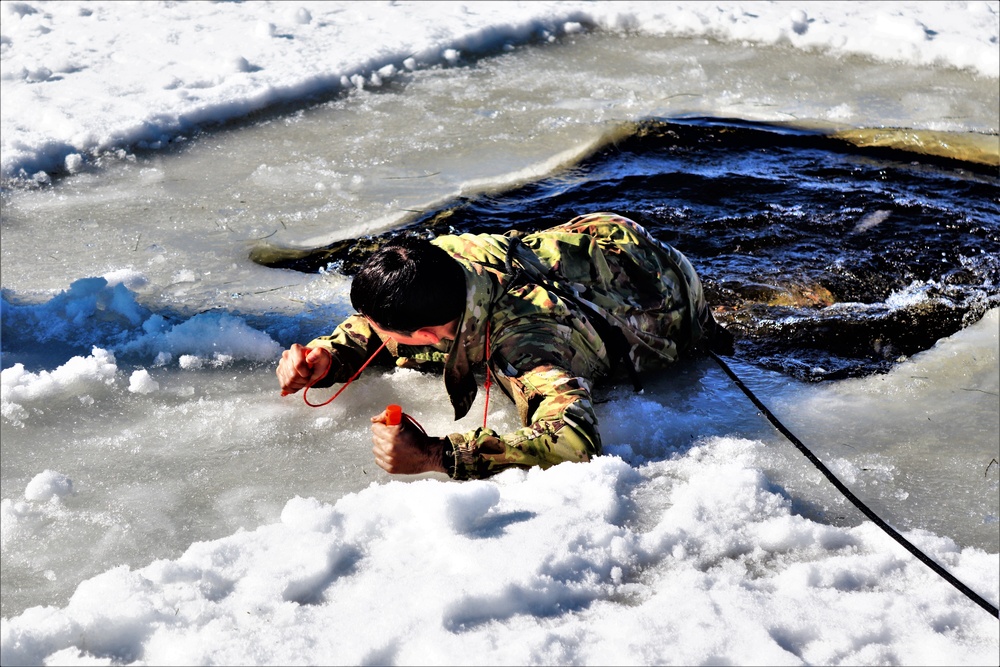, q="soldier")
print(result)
[276,212,732,480]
